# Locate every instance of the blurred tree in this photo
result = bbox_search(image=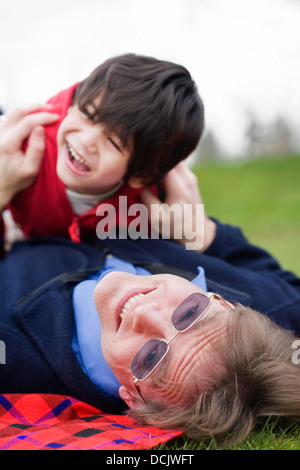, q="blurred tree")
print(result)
[245,111,296,157]
[192,129,224,165]
[246,112,262,155]
[270,117,295,154]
